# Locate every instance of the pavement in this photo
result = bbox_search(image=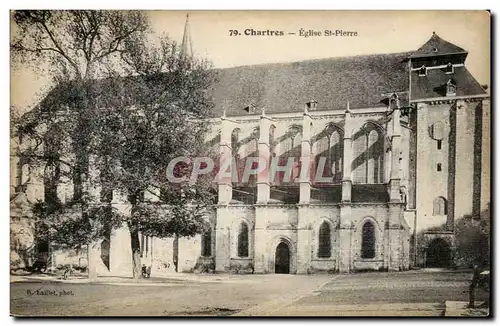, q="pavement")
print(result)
[10,269,490,317]
[10,272,237,285]
[445,301,489,317]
